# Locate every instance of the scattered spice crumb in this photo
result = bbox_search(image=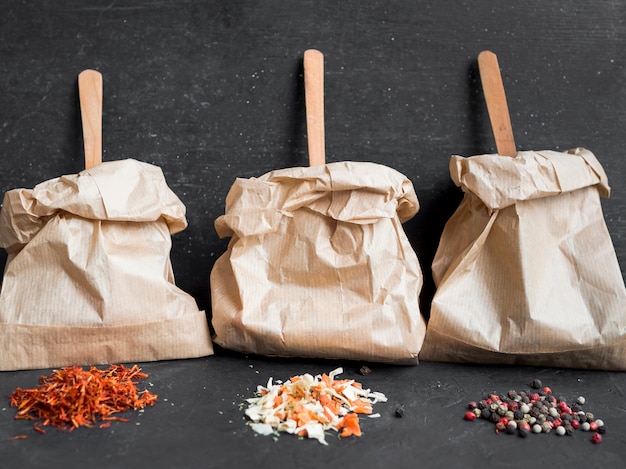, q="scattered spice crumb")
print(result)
[394,404,405,418]
[359,366,372,376]
[10,364,157,433]
[244,367,387,445]
[8,435,28,440]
